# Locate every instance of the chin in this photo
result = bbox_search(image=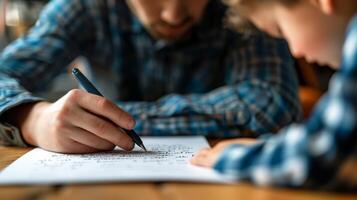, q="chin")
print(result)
[149,28,192,43]
[326,58,340,70]
[158,36,183,42]
[313,56,340,70]
[329,63,340,70]
[158,32,191,43]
